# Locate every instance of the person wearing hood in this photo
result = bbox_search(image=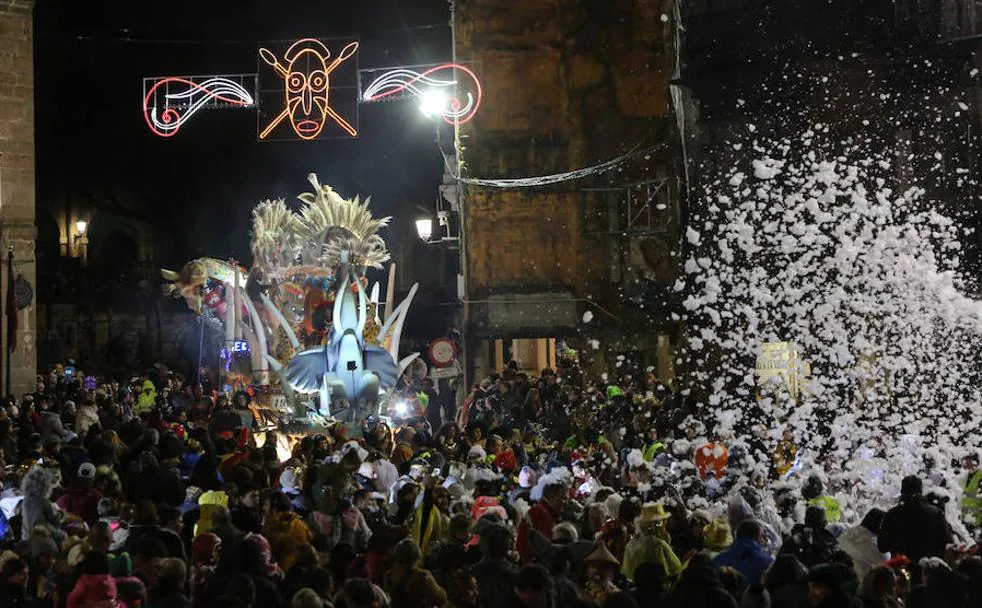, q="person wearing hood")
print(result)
[262,492,313,572]
[67,551,123,608]
[190,533,221,606]
[621,502,682,583]
[878,476,951,572]
[801,473,841,524]
[960,452,982,528]
[730,487,783,555]
[135,380,157,417]
[20,467,65,544]
[39,404,69,446]
[837,508,889,581]
[780,506,838,568]
[713,519,774,590]
[412,480,450,560]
